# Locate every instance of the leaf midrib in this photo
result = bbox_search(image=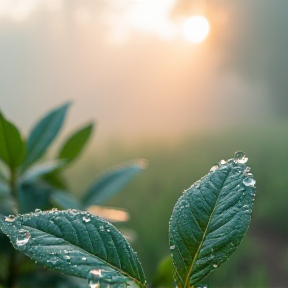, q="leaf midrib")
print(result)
[19,221,143,287]
[183,167,231,288]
